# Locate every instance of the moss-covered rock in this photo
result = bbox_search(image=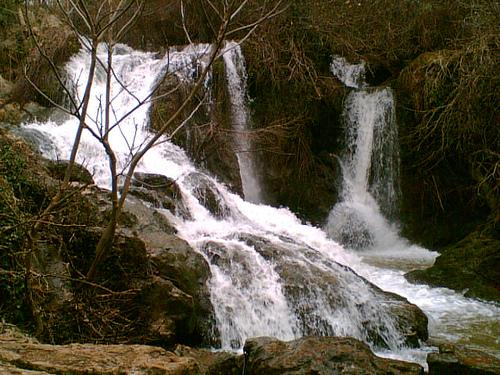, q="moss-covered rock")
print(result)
[395,45,498,249]
[130,172,188,216]
[150,59,243,196]
[45,160,94,185]
[406,230,500,302]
